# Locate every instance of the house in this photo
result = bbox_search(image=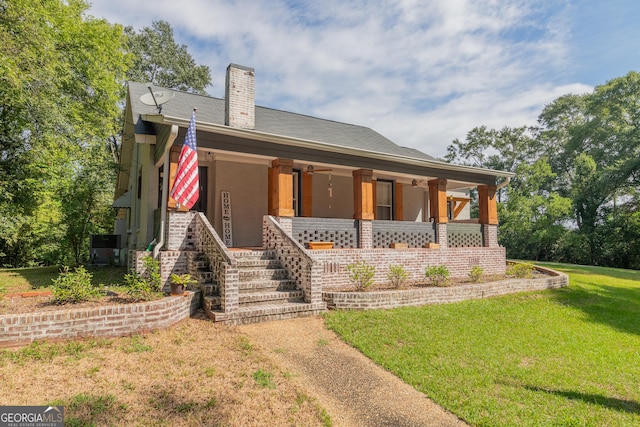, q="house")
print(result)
[114,64,515,324]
